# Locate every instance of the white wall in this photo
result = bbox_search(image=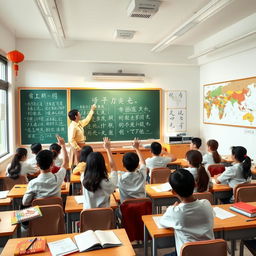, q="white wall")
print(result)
[200,47,256,159]
[17,61,200,142]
